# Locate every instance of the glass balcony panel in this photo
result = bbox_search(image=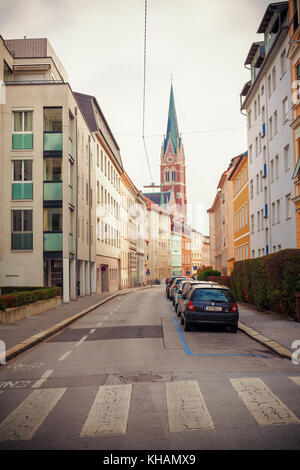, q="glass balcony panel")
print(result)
[12,134,33,149]
[12,183,33,199]
[44,182,62,201]
[43,233,62,251]
[12,233,33,250]
[43,132,62,151]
